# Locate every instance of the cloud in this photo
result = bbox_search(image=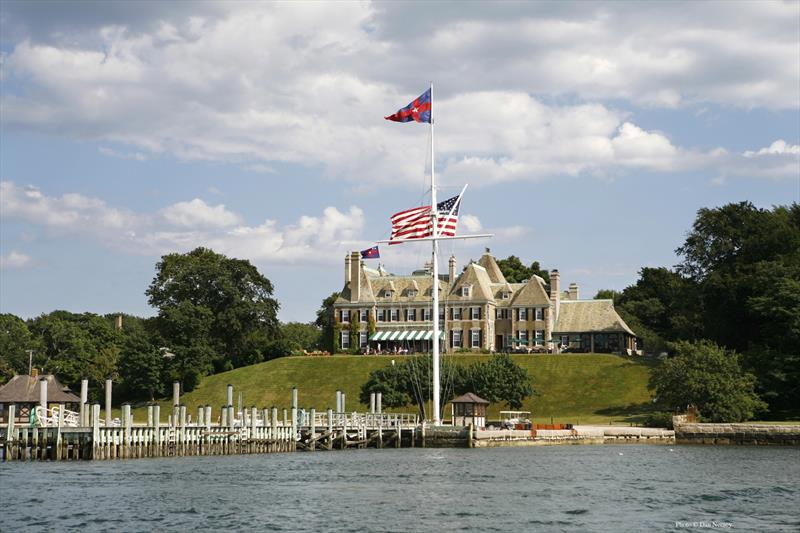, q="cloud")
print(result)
[743,139,800,157]
[1,2,796,187]
[0,251,32,269]
[0,181,366,265]
[460,214,482,232]
[161,198,242,228]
